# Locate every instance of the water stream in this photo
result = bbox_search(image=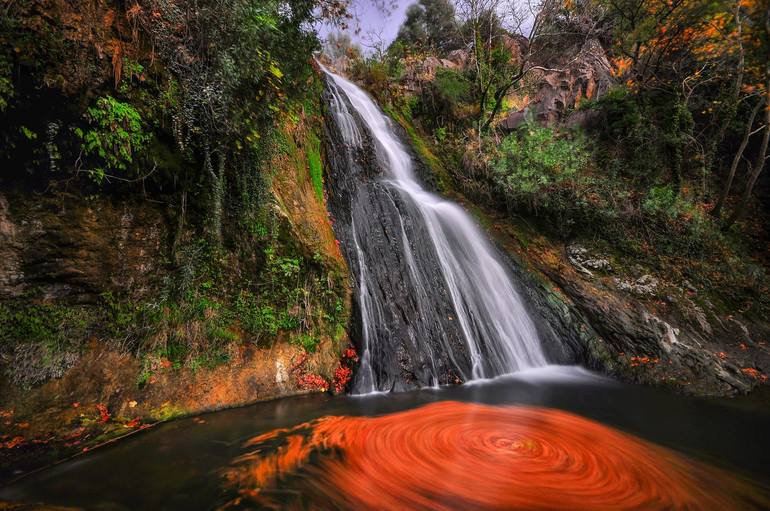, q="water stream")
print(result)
[322,67,546,393]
